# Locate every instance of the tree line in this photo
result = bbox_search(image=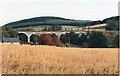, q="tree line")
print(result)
[22,31,118,48]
